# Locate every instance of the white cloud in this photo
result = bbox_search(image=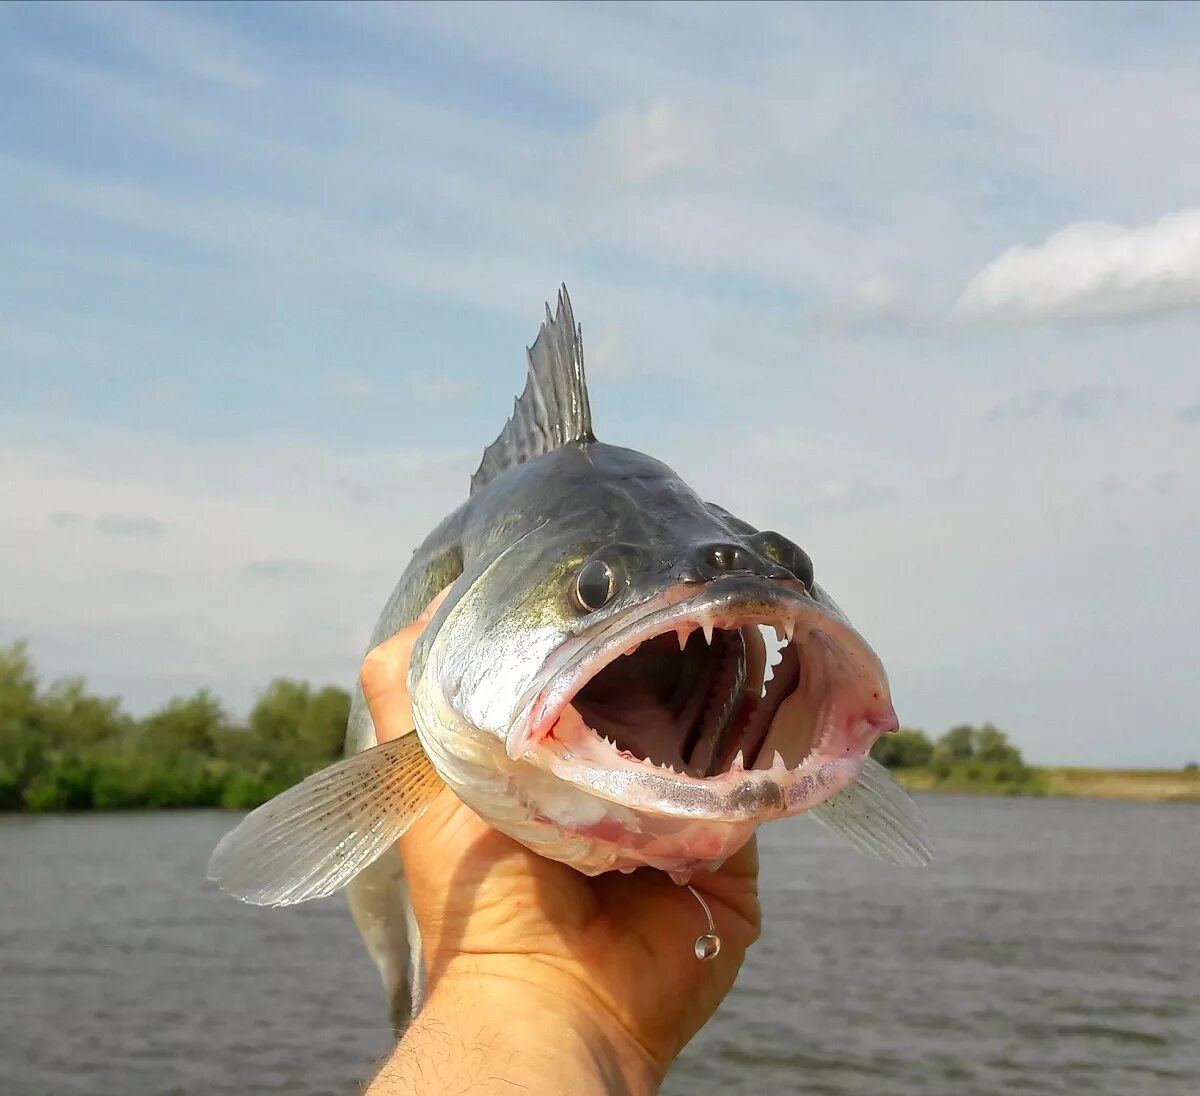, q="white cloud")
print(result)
[956,208,1200,321]
[983,386,1128,424]
[588,101,714,186]
[77,1,265,91]
[95,513,166,537]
